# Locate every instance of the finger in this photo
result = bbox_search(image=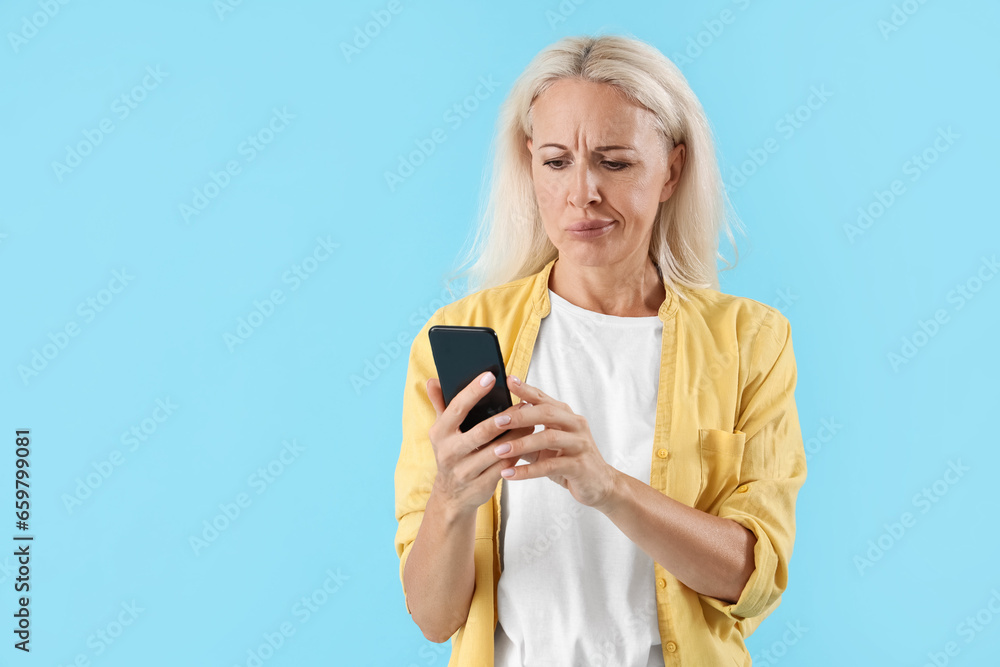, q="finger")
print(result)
[457,440,521,482]
[508,376,559,407]
[493,426,567,461]
[520,450,540,464]
[426,378,445,417]
[464,401,533,452]
[481,425,534,454]
[505,402,578,436]
[489,457,519,482]
[500,454,559,481]
[439,370,501,435]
